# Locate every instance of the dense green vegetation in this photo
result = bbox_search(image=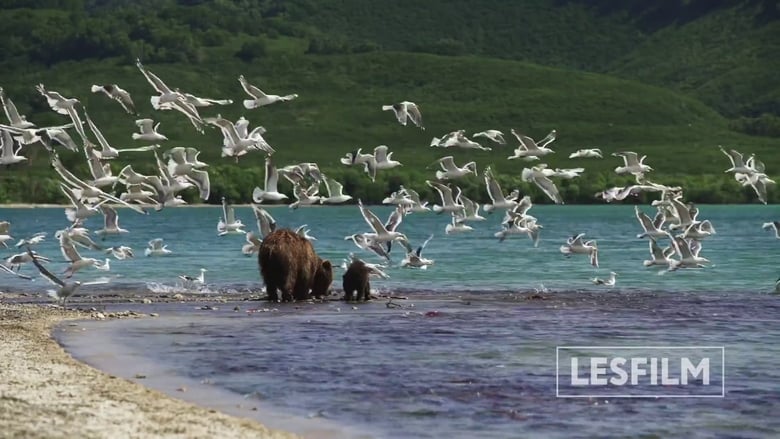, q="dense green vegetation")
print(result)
[0,0,777,205]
